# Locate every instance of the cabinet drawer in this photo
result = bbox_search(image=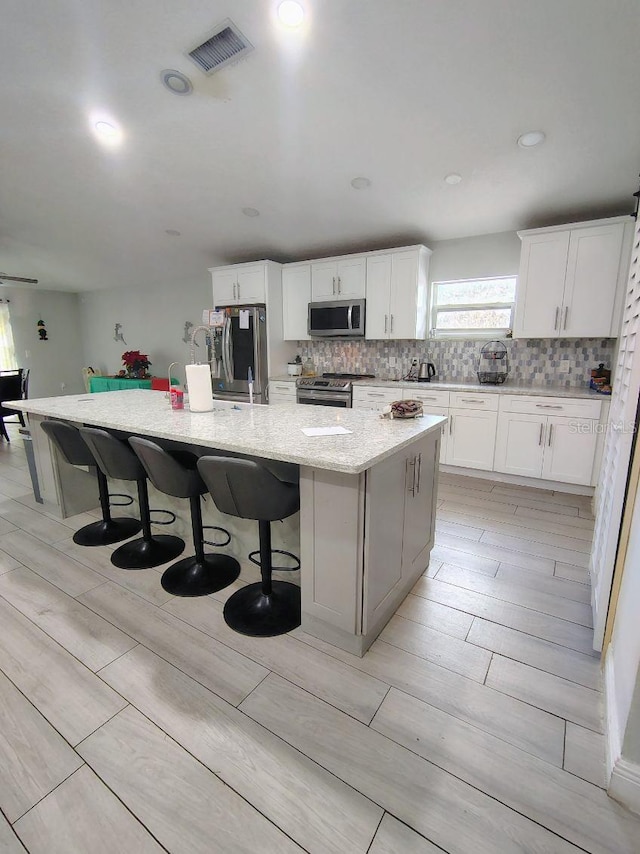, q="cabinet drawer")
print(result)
[499,395,602,420]
[353,387,399,402]
[449,391,499,411]
[402,387,450,407]
[269,382,297,396]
